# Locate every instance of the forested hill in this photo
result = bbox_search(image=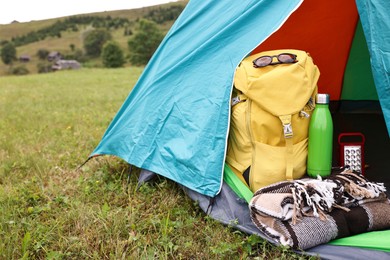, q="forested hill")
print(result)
[0,3,186,47]
[0,1,188,75]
